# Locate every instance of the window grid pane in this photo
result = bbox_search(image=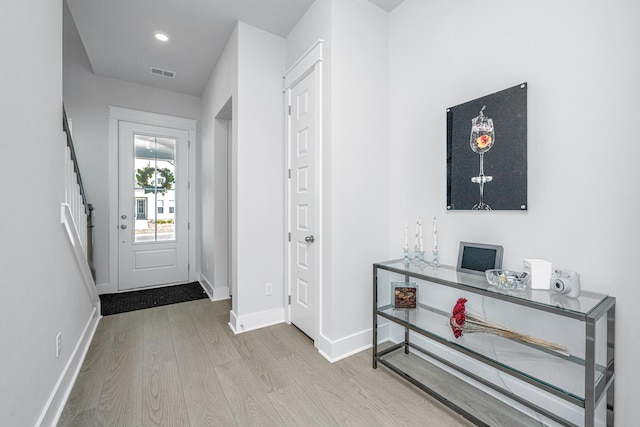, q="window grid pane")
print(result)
[133,134,177,242]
